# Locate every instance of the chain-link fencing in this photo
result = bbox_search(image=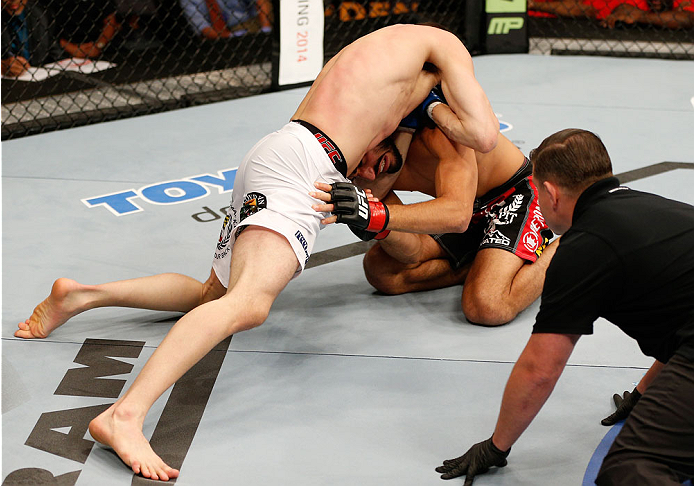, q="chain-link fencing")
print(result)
[2,0,692,140]
[529,0,693,58]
